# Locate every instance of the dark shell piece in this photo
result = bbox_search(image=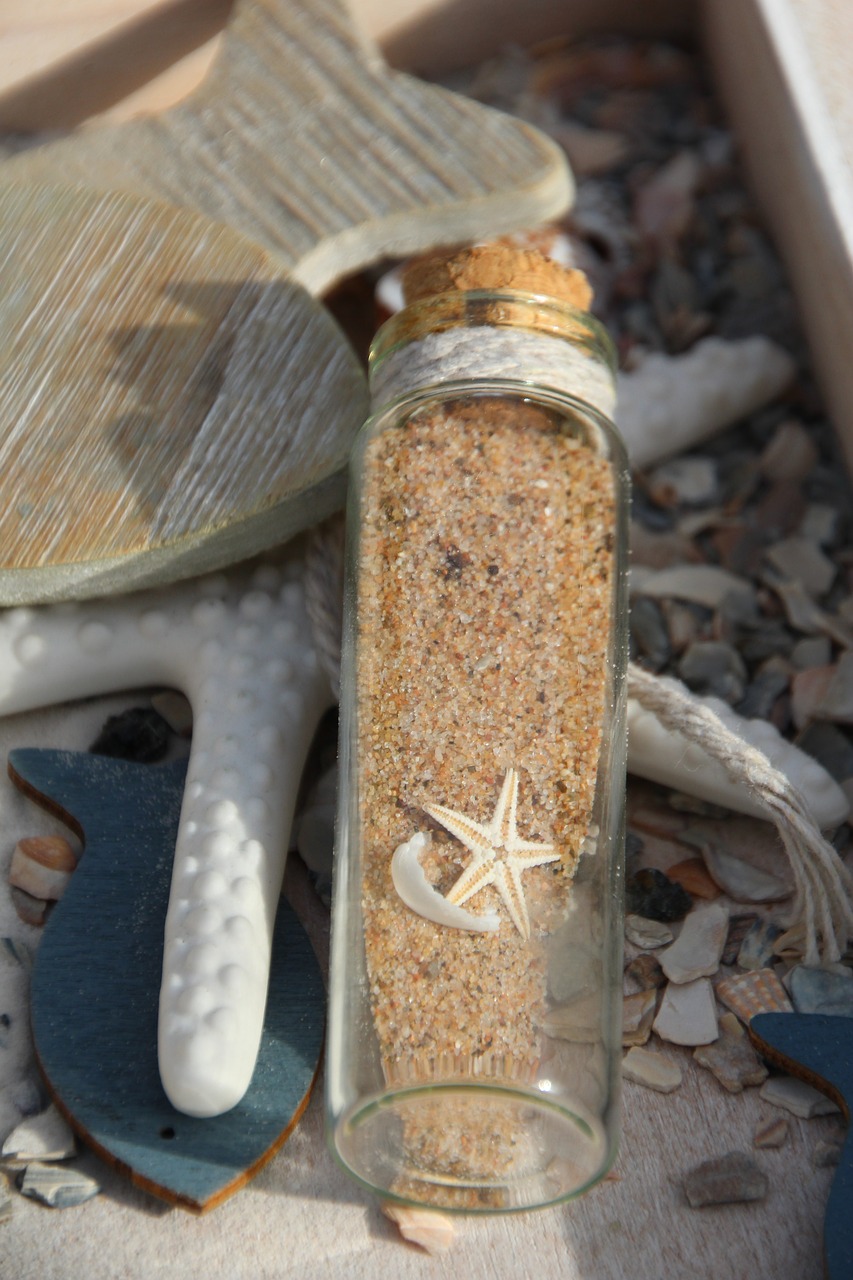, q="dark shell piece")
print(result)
[88,707,172,763]
[625,867,692,923]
